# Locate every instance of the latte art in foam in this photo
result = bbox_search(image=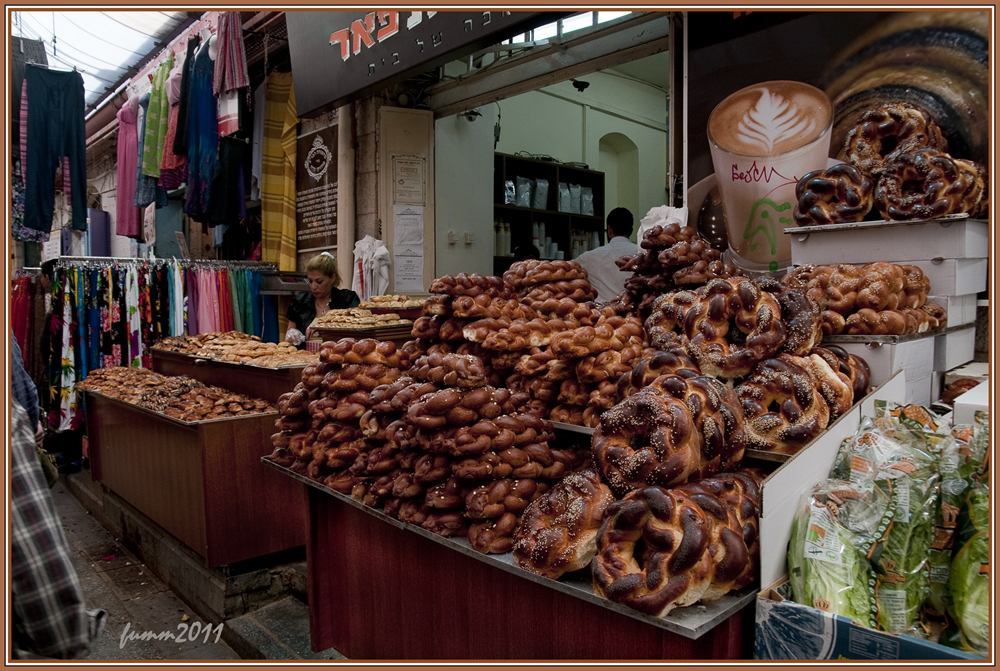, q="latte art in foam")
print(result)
[736,90,817,155]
